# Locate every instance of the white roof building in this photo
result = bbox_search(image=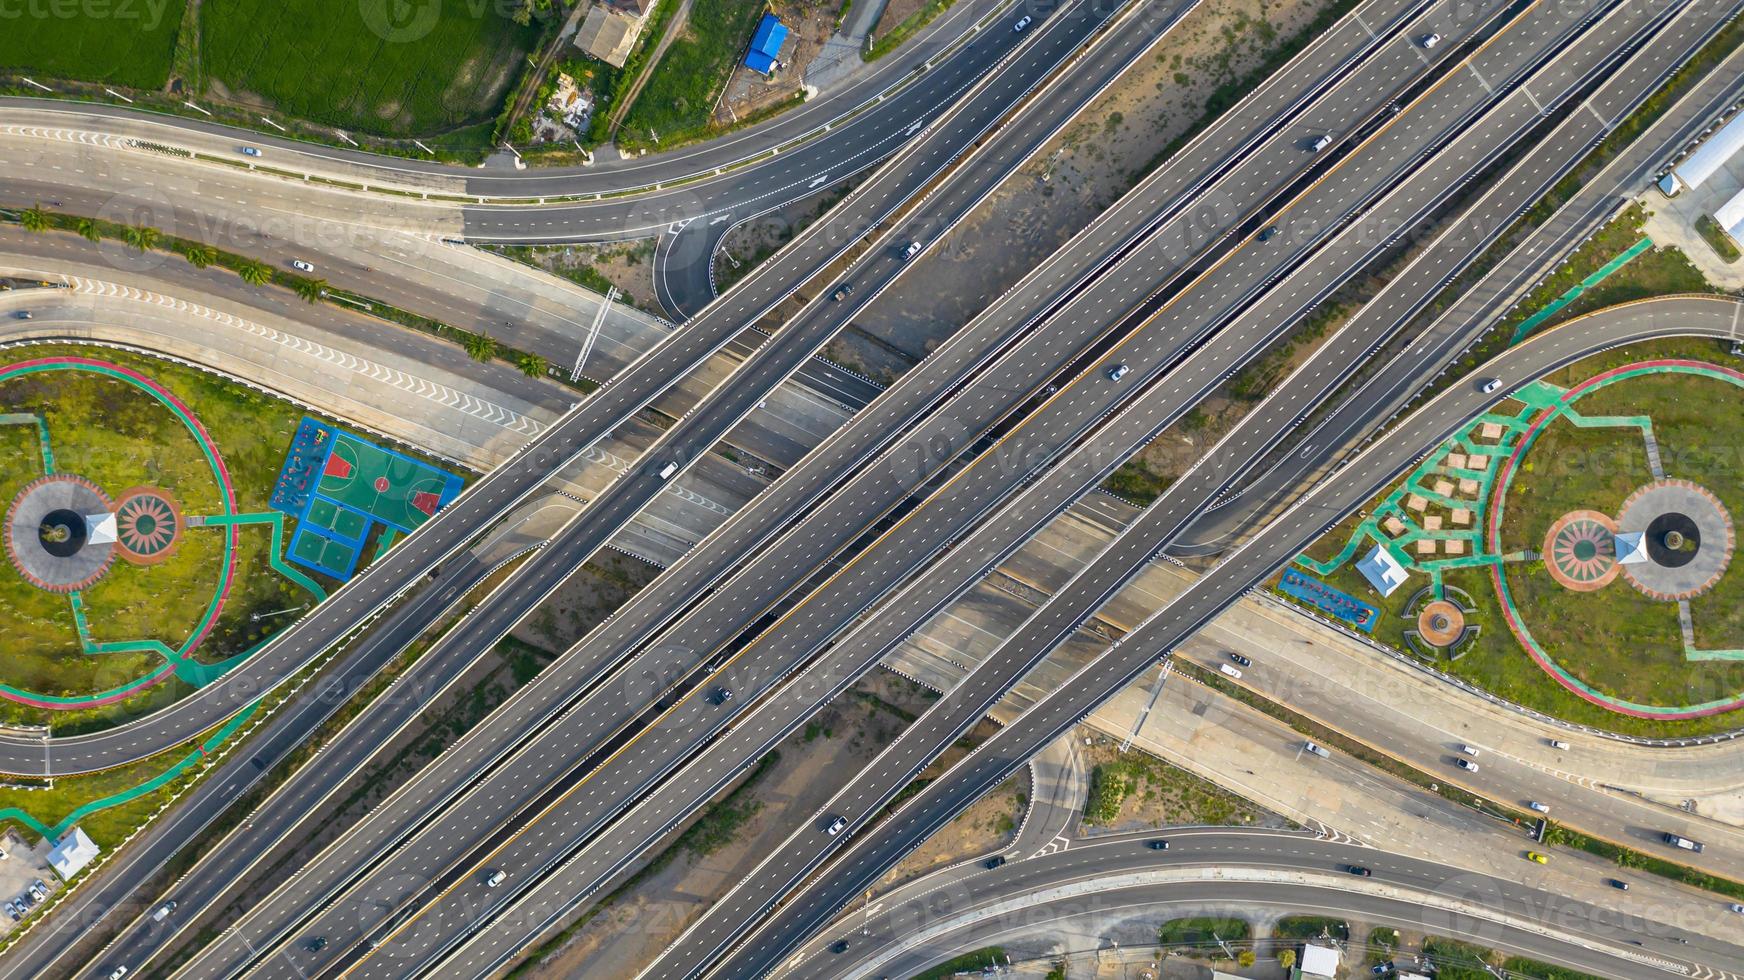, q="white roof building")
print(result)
[1715,187,1744,246]
[1673,111,1744,191]
[48,826,99,880]
[1300,942,1341,978]
[85,512,116,545]
[1357,543,1409,596]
